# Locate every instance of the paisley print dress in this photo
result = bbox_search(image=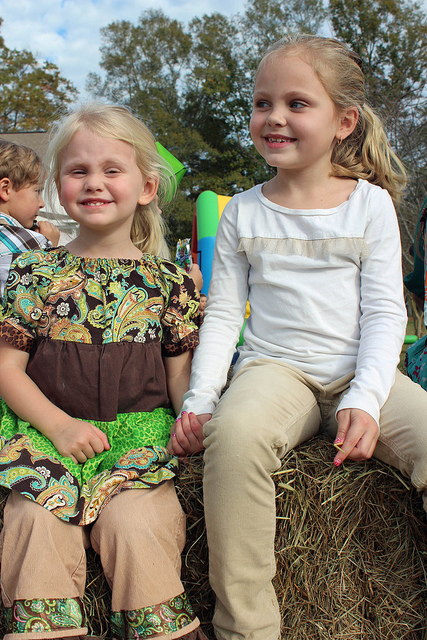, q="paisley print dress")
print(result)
[0,247,200,525]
